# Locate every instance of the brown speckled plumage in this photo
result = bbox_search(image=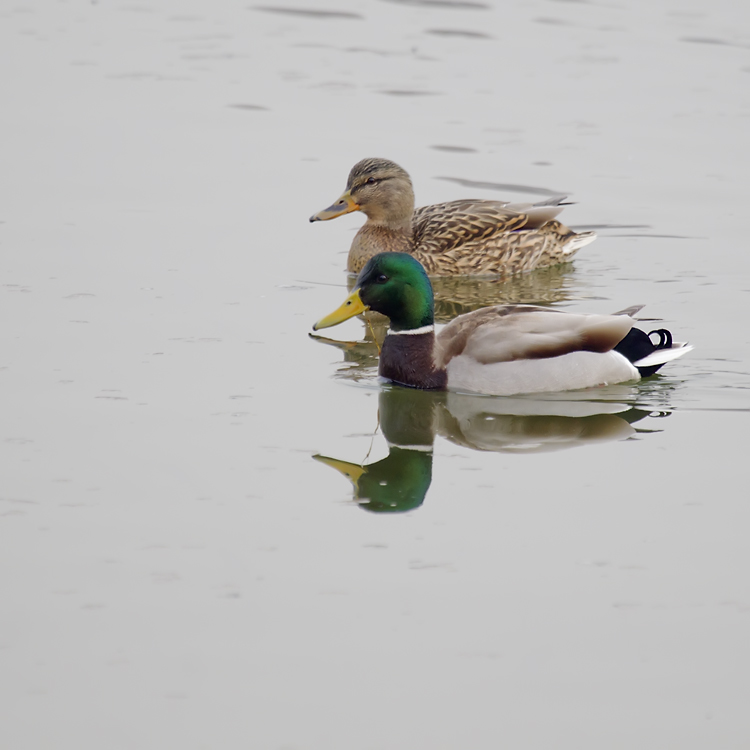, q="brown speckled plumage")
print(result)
[310,158,596,276]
